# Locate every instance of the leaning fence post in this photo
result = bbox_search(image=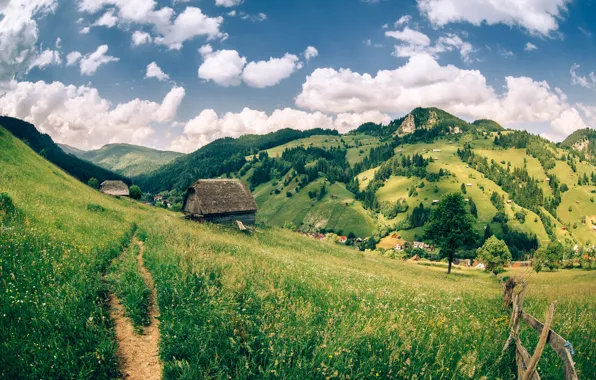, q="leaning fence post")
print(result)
[503,284,527,351]
[522,301,557,380]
